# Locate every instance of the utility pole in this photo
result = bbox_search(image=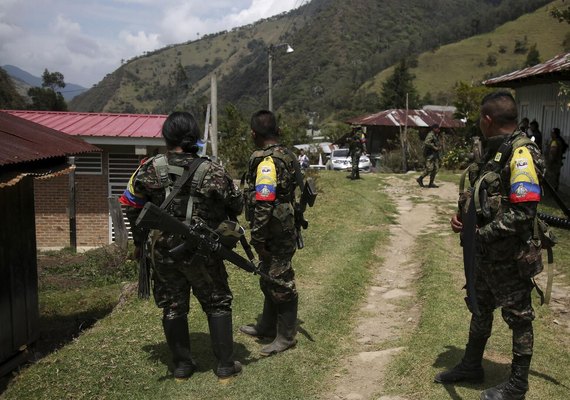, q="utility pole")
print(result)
[68,156,77,252]
[210,74,218,161]
[268,47,273,112]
